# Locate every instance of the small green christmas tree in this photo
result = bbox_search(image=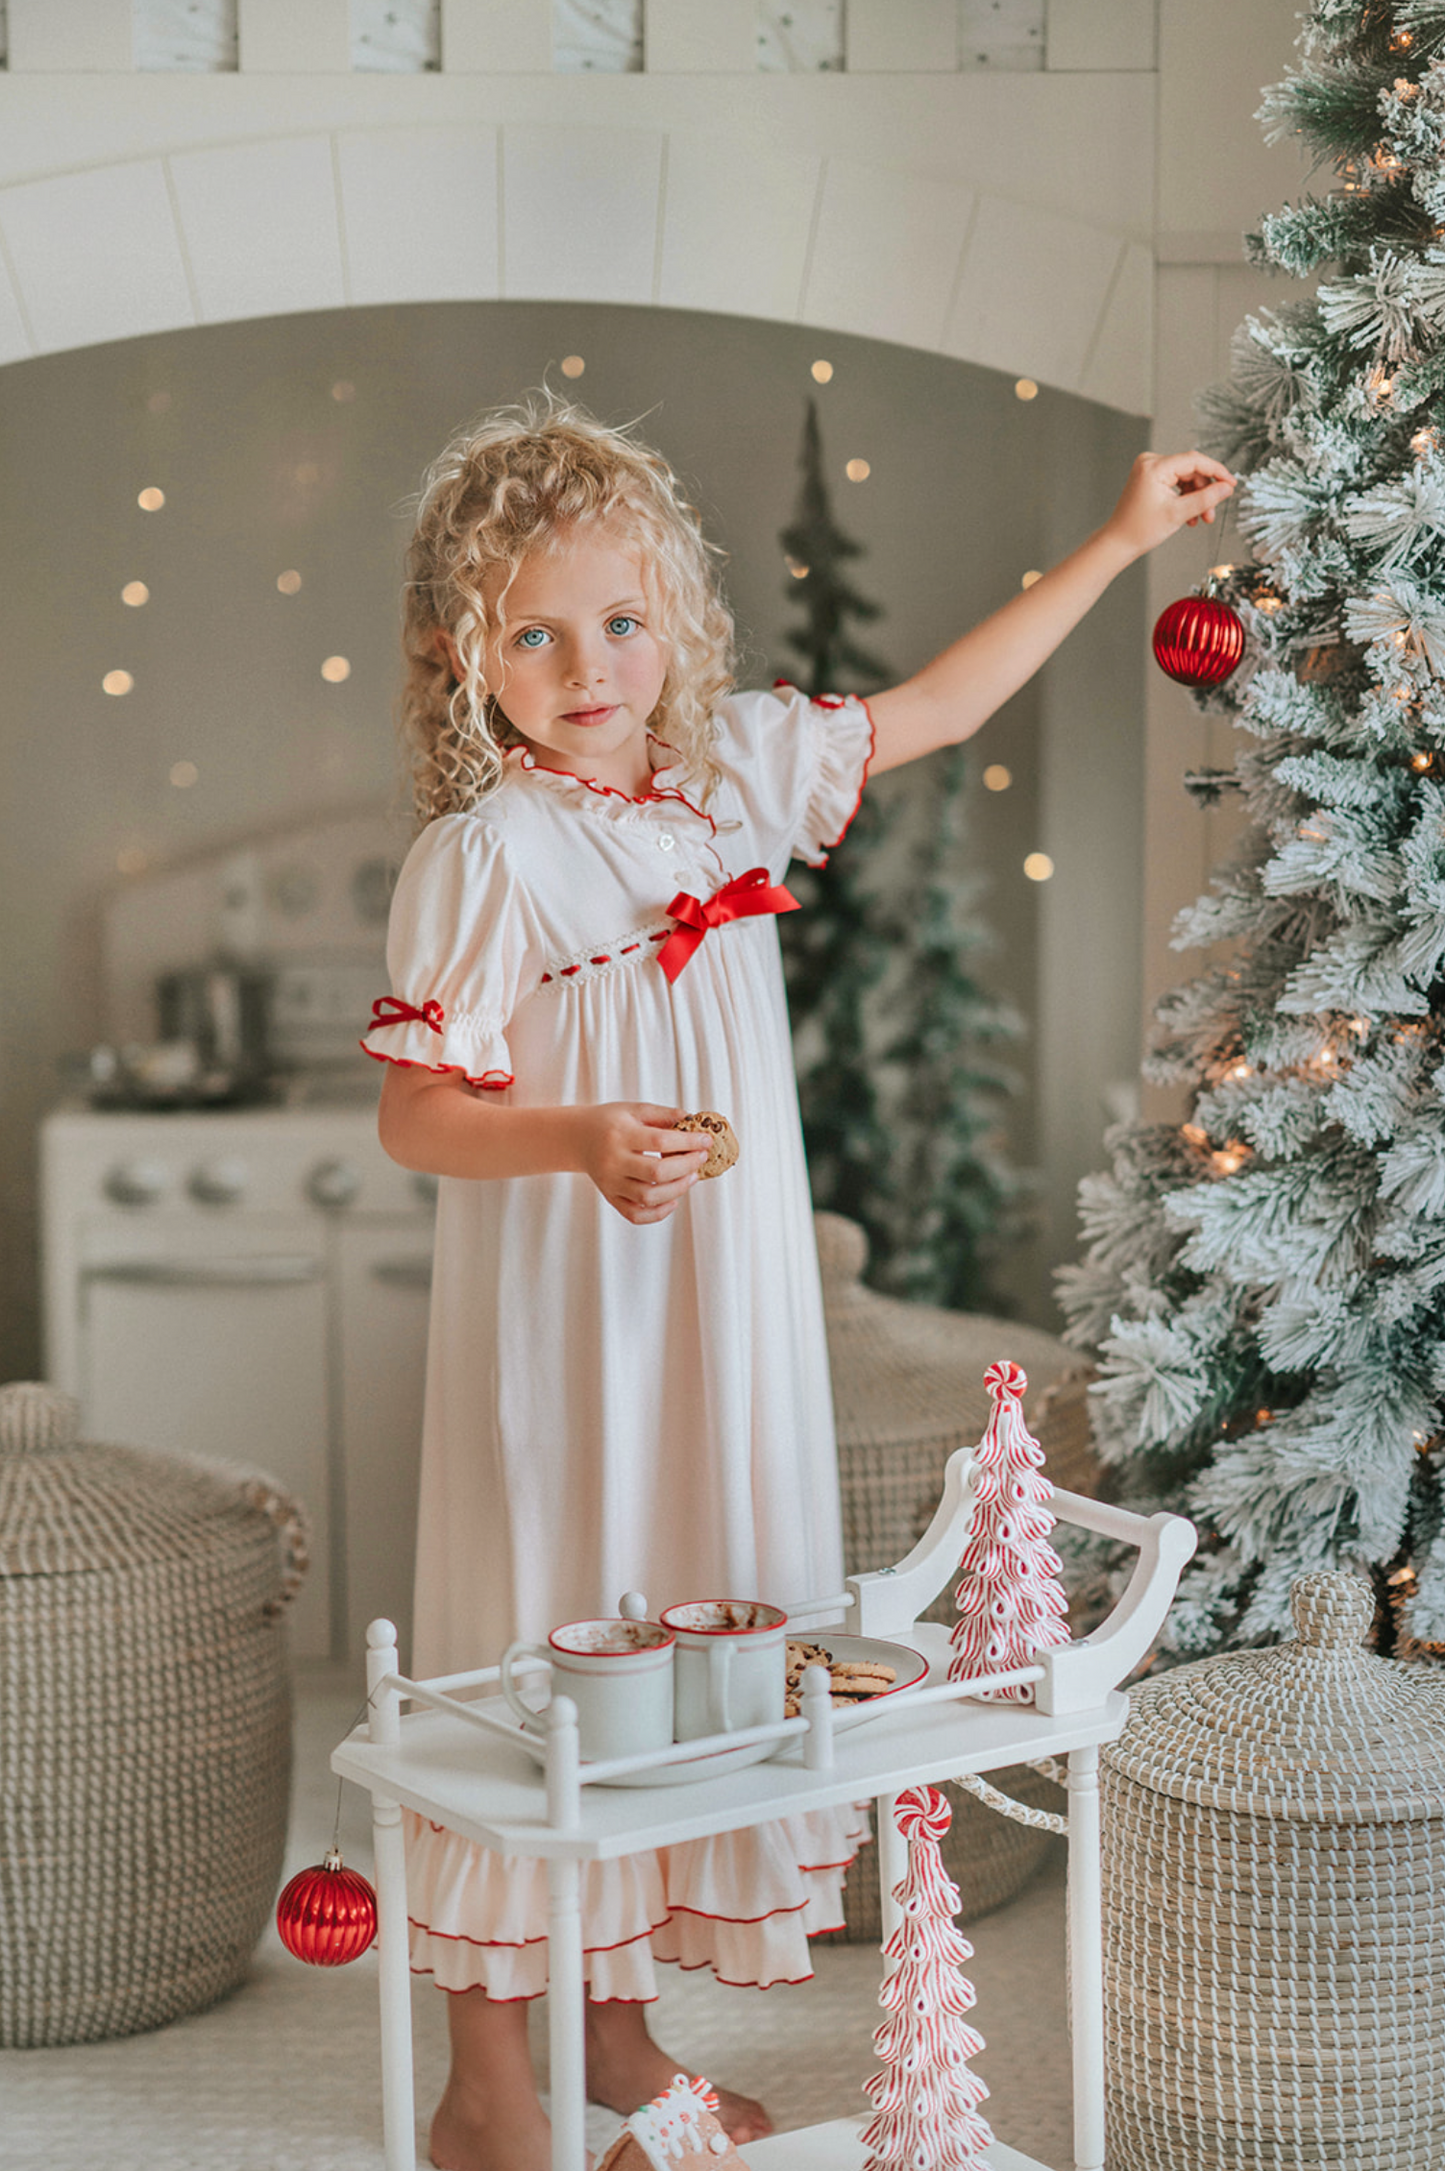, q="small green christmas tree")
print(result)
[779,400,893,693]
[876,743,1029,1310]
[778,400,1025,1307]
[778,399,900,1255]
[1060,0,1445,1656]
